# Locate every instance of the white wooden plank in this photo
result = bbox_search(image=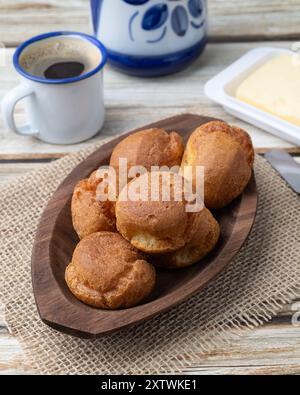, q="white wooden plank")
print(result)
[209,0,300,40]
[1,293,300,375]
[0,334,33,374]
[1,323,300,375]
[0,0,90,47]
[0,162,49,184]
[182,324,300,375]
[0,42,297,158]
[1,0,300,46]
